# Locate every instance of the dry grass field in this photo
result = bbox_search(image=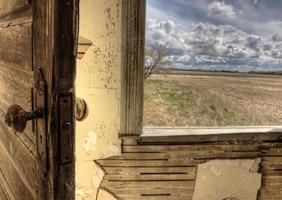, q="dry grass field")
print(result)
[144,71,282,126]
